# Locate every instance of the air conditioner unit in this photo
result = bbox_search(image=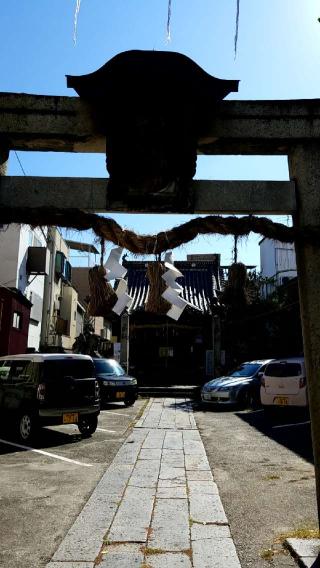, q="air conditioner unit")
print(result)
[27,247,50,275]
